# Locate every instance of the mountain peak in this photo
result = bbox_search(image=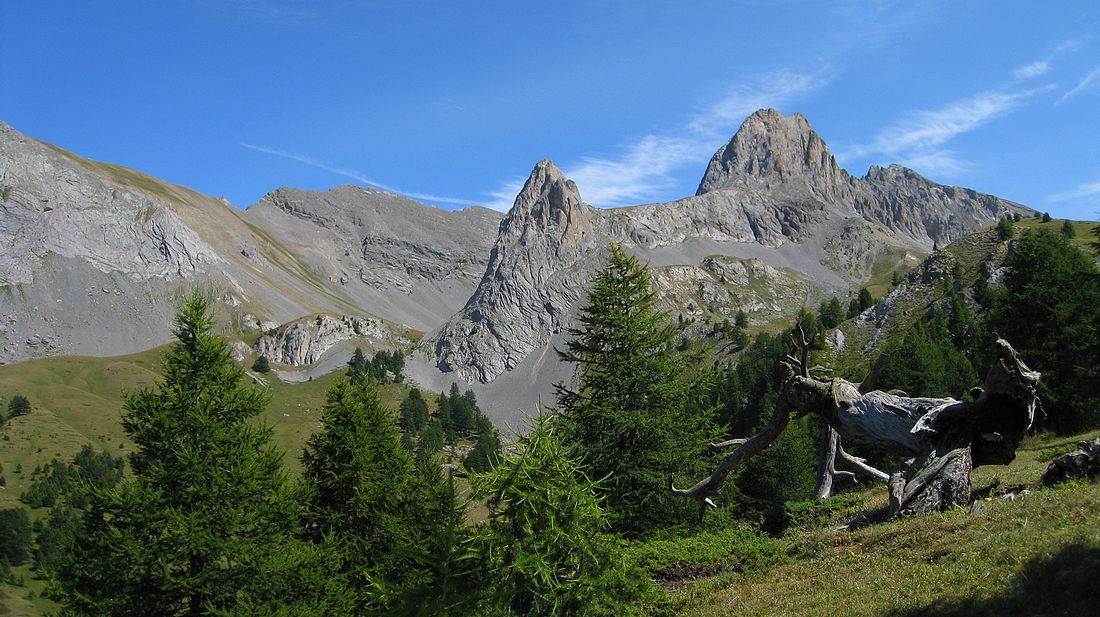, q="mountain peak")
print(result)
[696,108,849,198]
[506,159,588,226]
